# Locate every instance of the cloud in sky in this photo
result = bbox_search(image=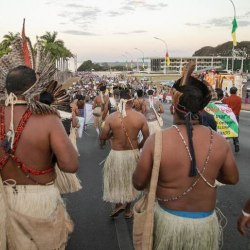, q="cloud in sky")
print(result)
[62,30,97,36]
[185,16,250,28]
[120,0,167,12]
[113,30,147,35]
